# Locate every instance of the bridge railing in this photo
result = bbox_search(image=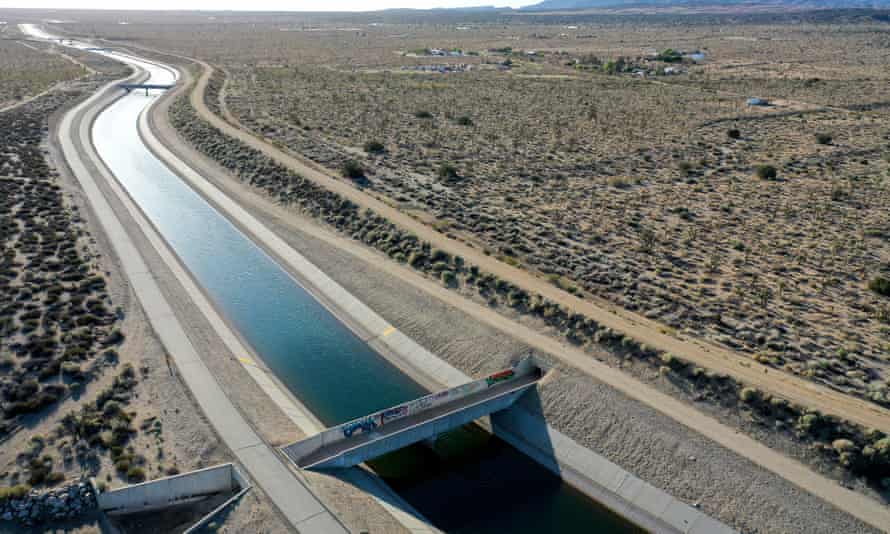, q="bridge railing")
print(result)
[119,83,175,90]
[282,358,538,463]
